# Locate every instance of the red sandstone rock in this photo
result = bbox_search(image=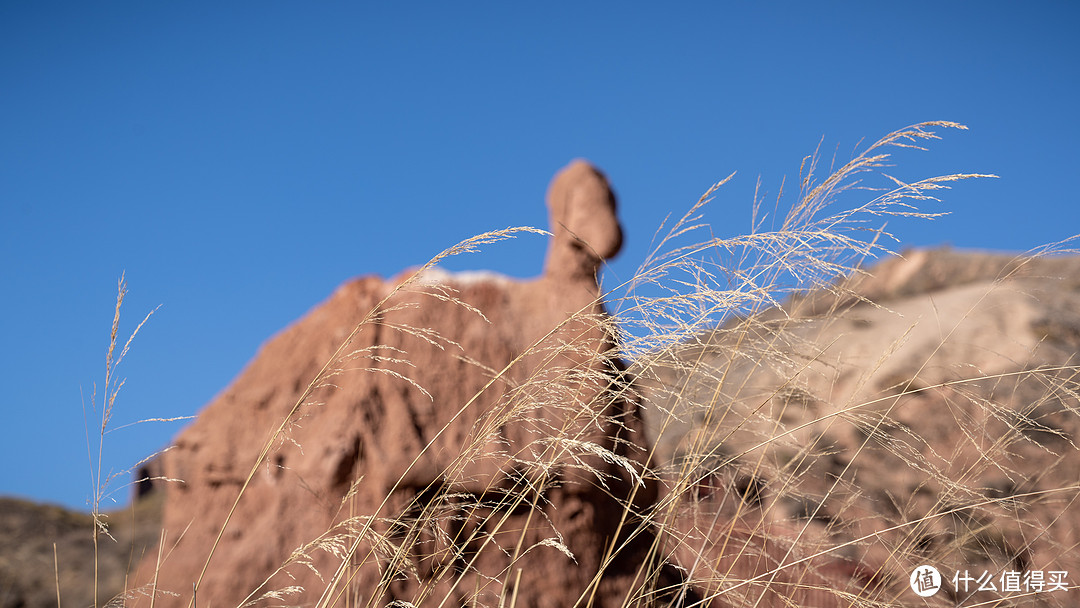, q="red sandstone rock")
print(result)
[131,161,693,608]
